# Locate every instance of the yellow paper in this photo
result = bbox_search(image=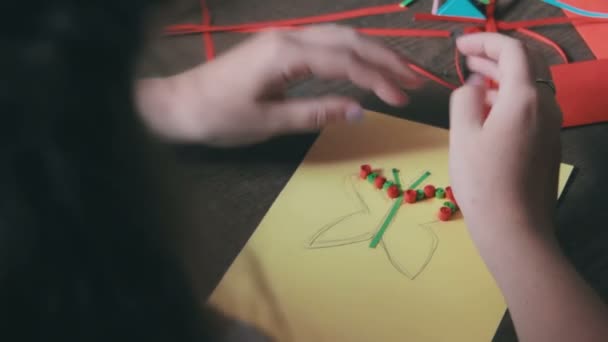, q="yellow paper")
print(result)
[209,111,574,342]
